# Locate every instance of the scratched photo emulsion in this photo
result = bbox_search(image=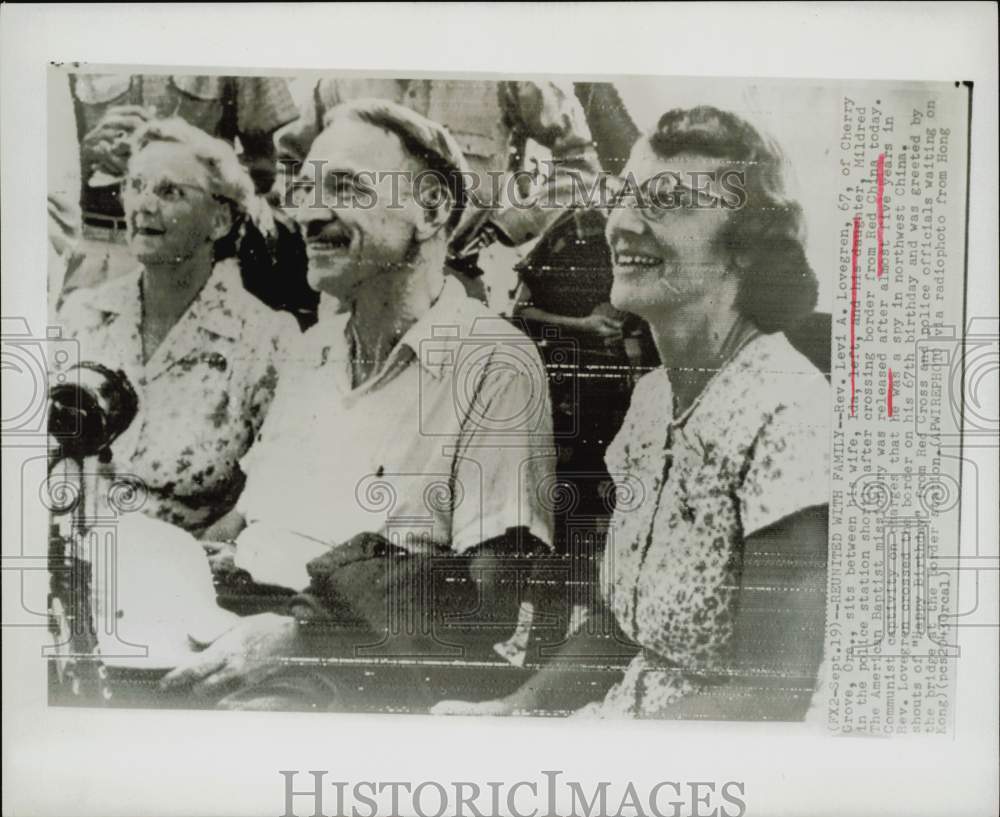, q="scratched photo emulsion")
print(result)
[38,67,971,730]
